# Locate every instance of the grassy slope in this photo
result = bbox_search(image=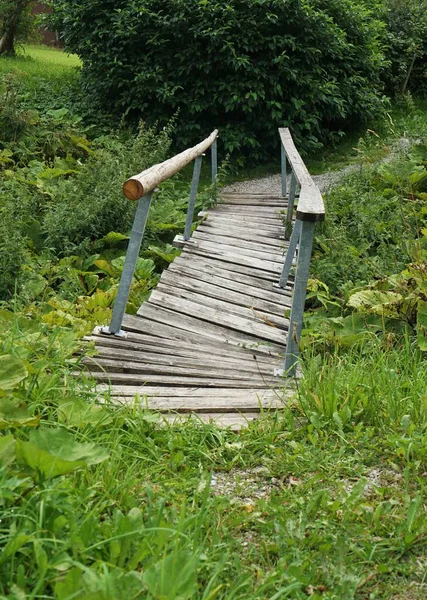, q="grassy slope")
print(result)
[0,47,427,599]
[0,43,80,76]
